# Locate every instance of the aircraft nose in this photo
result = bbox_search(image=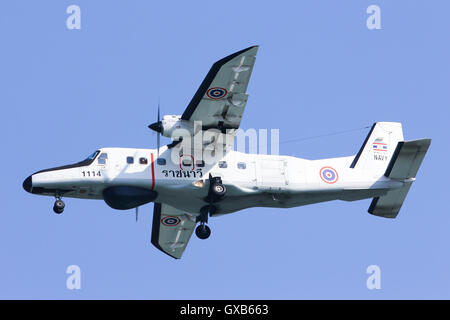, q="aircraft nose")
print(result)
[23,175,32,193]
